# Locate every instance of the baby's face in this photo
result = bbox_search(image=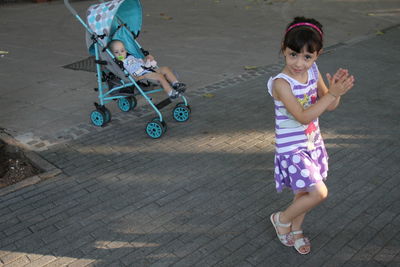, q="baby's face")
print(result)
[111,41,127,60]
